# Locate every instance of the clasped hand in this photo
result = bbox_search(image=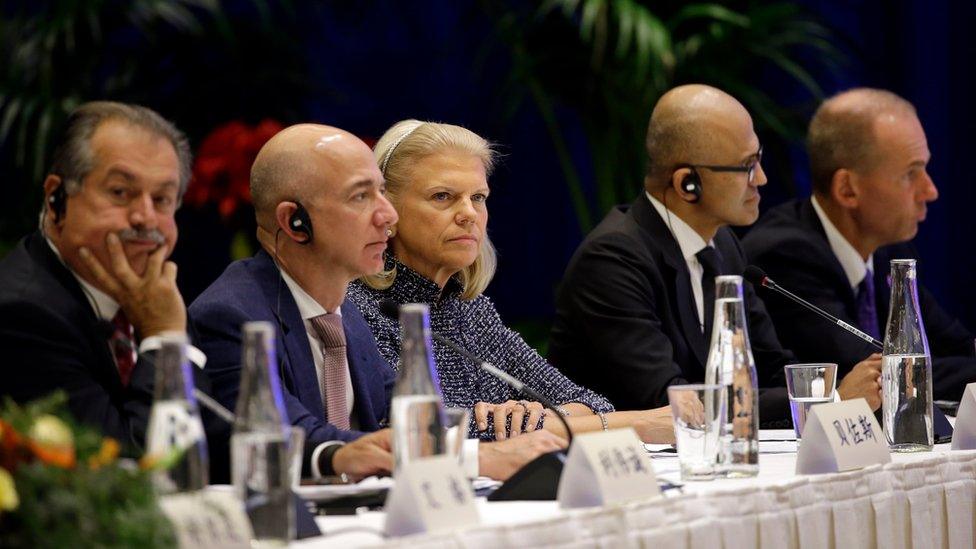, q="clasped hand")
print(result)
[473,399,546,440]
